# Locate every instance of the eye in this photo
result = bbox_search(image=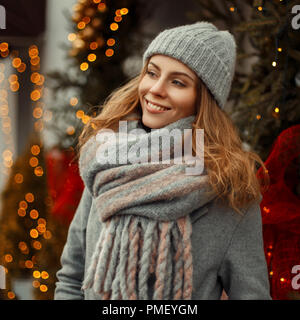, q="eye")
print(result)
[173,80,185,87]
[146,70,156,77]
